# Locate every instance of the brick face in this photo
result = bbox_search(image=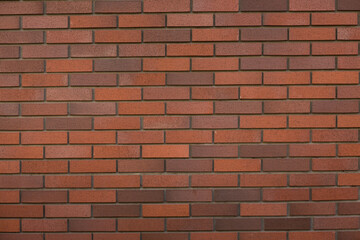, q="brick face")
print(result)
[0,0,359,237]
